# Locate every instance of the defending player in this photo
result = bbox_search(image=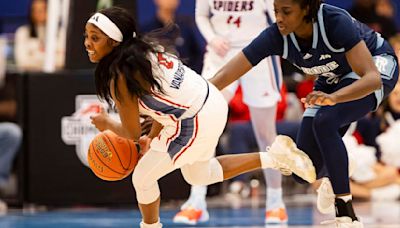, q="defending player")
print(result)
[209,0,399,227]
